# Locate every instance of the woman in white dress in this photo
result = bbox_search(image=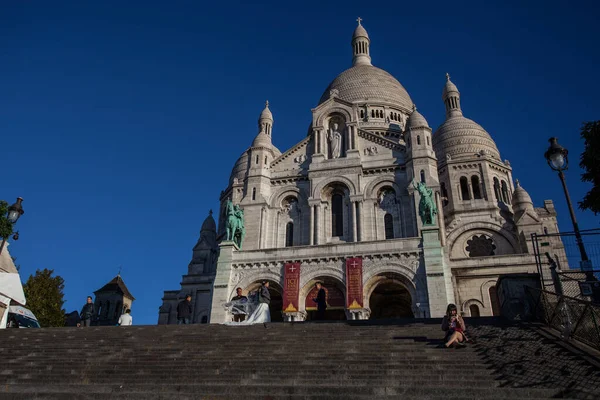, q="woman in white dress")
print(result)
[225,281,271,325]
